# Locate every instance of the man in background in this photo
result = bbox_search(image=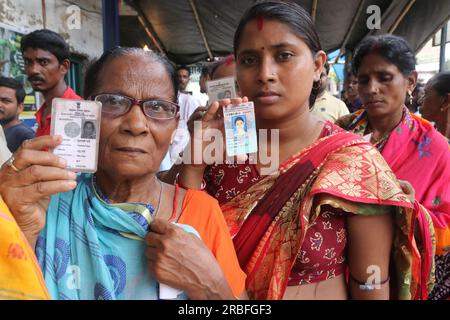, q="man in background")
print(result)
[177,65,192,95]
[159,66,201,171]
[21,29,80,137]
[0,77,35,153]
